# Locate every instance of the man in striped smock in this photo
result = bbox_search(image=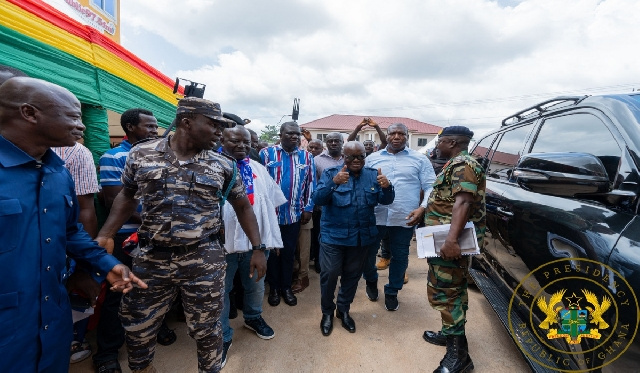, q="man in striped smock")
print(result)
[259,121,316,308]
